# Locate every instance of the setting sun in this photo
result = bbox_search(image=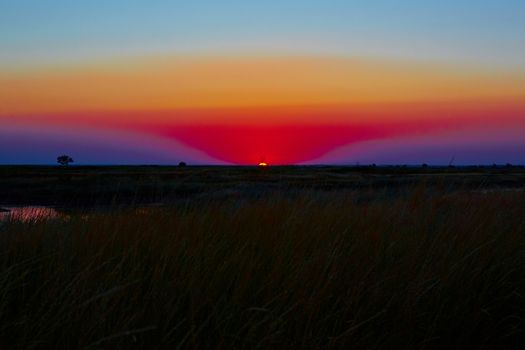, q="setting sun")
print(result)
[2,1,525,348]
